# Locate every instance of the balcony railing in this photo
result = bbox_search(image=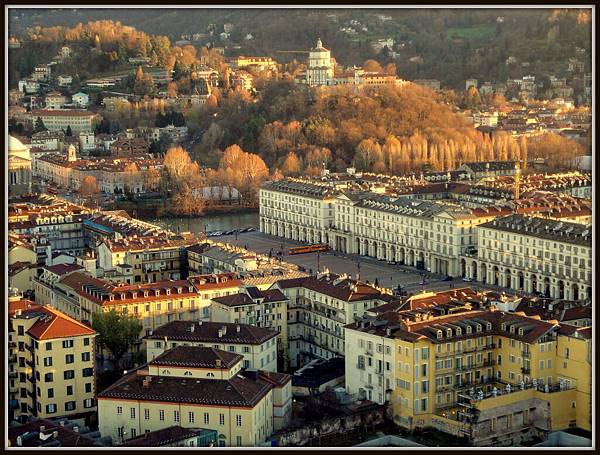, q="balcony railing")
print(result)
[522,351,531,359]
